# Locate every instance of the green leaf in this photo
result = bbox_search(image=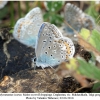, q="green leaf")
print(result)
[77,58,100,81]
[50,14,63,26]
[43,13,63,26]
[43,12,50,22]
[80,28,91,39]
[85,2,100,24]
[89,30,100,51]
[88,52,96,65]
[46,1,64,12]
[80,28,100,51]
[92,82,100,93]
[43,1,64,26]
[46,1,52,11]
[66,58,100,81]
